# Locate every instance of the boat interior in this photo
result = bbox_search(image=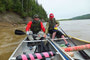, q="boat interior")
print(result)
[53,38,90,60]
[9,36,90,60]
[9,37,71,60]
